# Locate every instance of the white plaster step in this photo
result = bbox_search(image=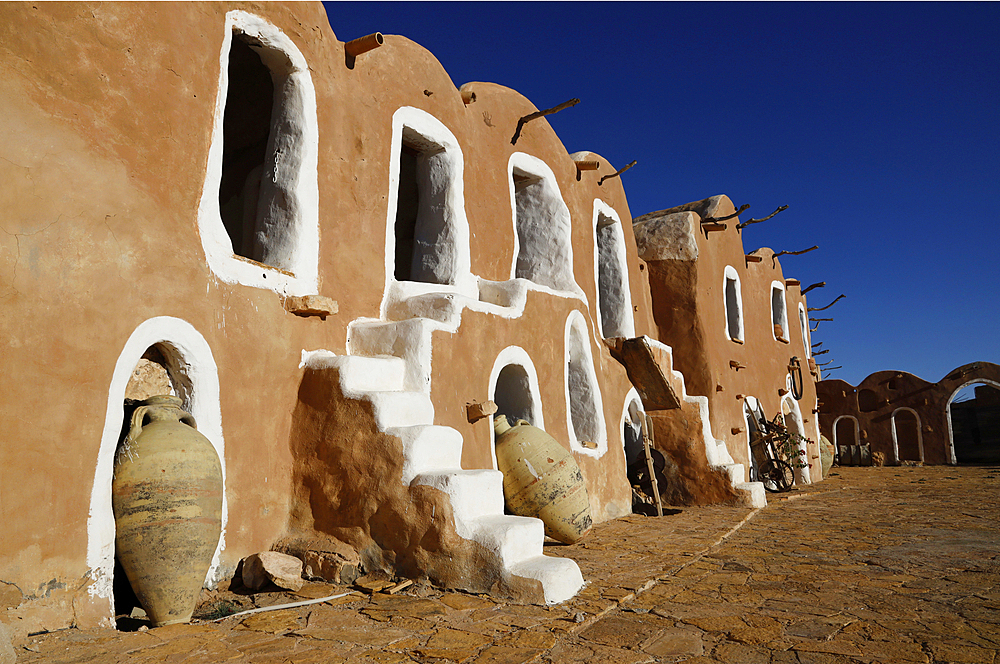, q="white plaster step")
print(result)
[510,555,586,605]
[735,481,767,508]
[364,390,434,429]
[348,318,440,393]
[718,463,745,487]
[470,514,545,567]
[410,469,505,523]
[334,355,407,395]
[477,278,529,310]
[385,292,478,326]
[385,425,464,485]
